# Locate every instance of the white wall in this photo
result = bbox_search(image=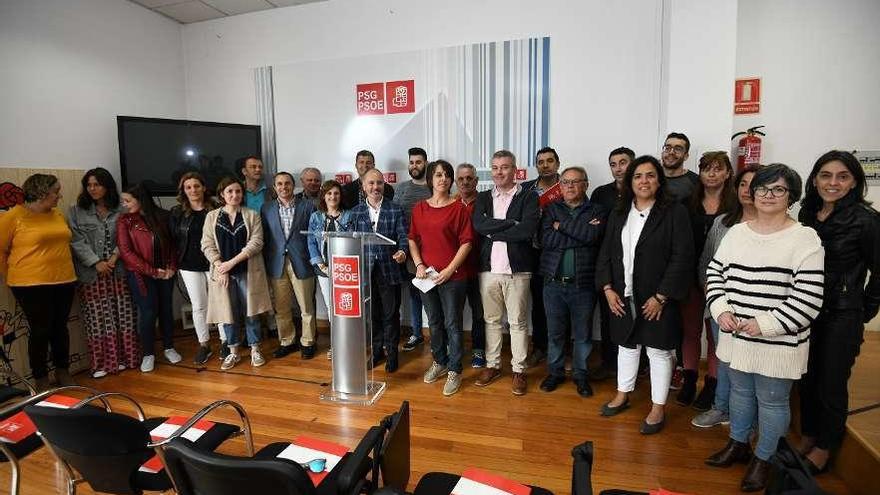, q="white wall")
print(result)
[181,0,667,185]
[662,0,738,168]
[0,0,186,180]
[735,0,880,198]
